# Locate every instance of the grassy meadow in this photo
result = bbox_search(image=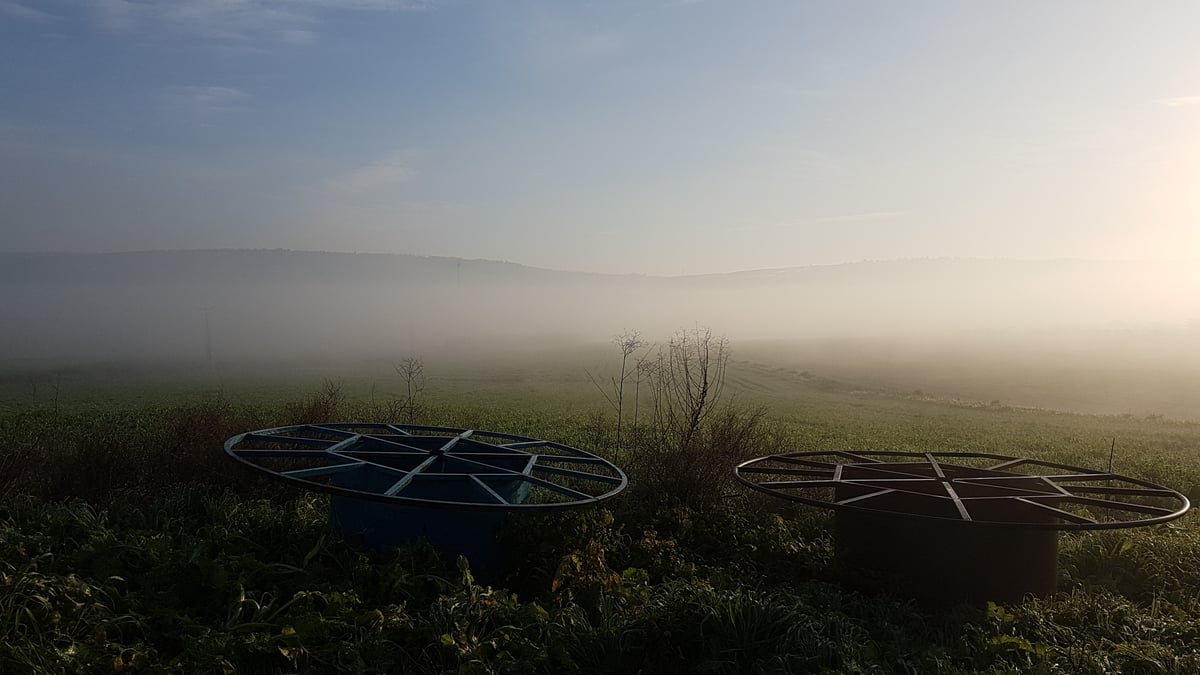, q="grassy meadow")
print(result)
[1,339,1199,674]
